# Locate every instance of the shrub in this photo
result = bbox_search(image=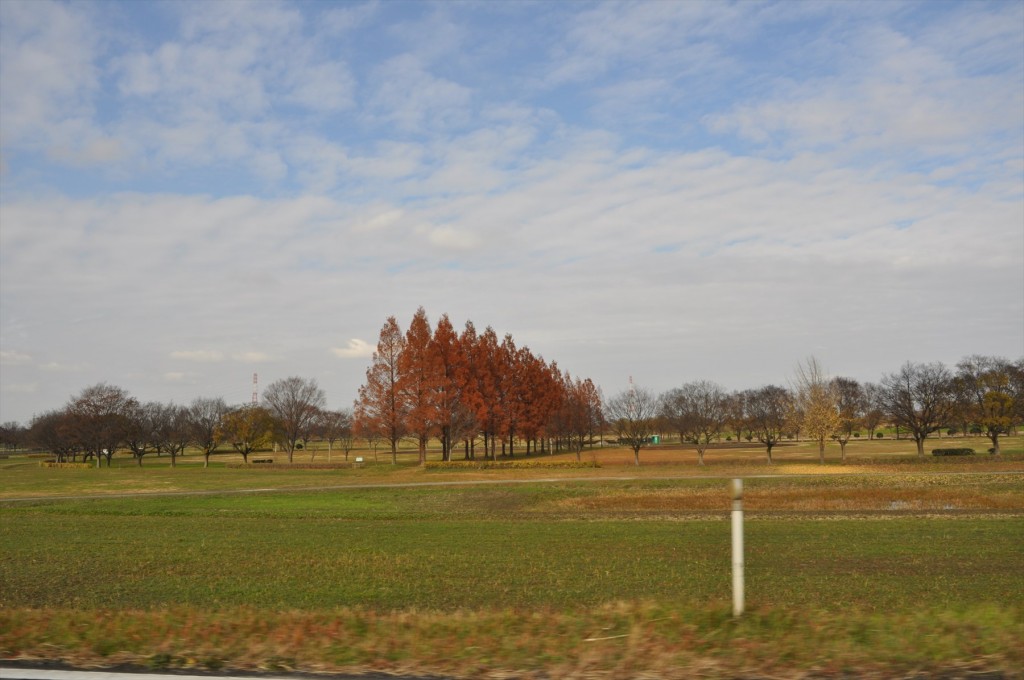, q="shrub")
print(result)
[875,432,884,439]
[931,448,975,457]
[224,462,352,470]
[424,460,599,470]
